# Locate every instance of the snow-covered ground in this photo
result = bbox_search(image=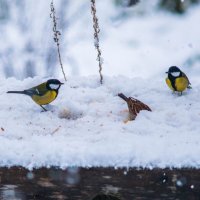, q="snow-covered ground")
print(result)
[1,1,200,169]
[1,75,200,169]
